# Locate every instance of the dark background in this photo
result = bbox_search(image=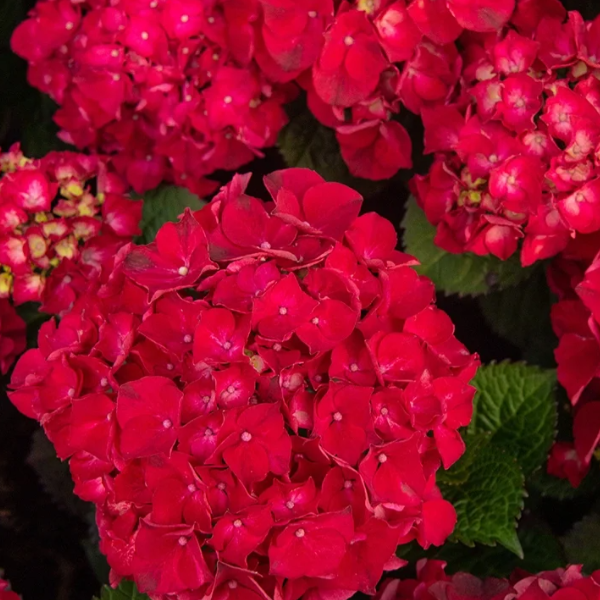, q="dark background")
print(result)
[0,0,598,598]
